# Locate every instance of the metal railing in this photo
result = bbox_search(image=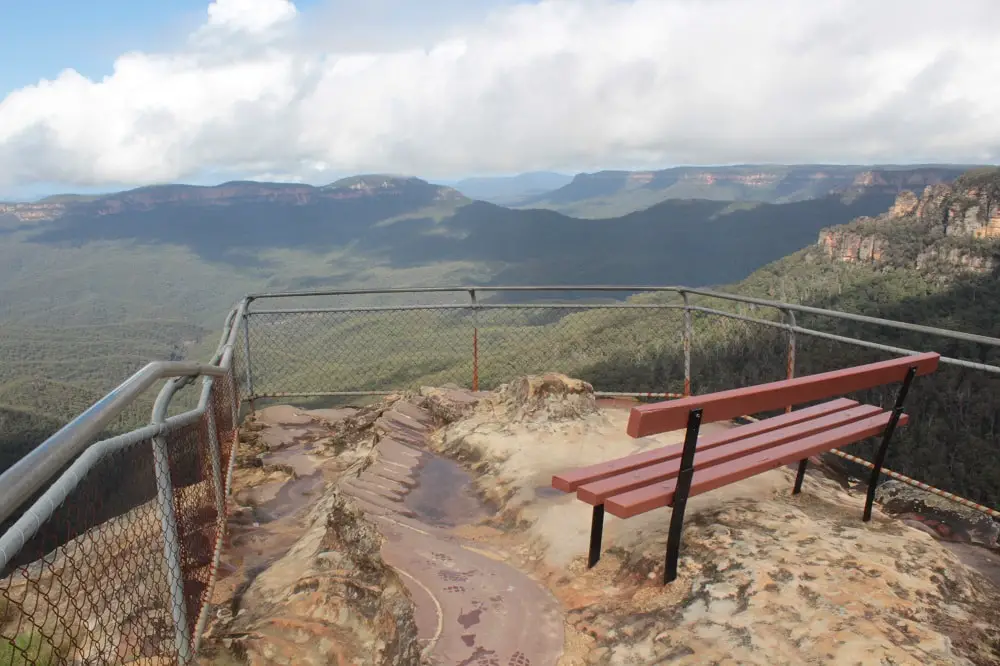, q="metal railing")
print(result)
[0,301,248,665]
[1,284,999,665]
[241,286,1000,517]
